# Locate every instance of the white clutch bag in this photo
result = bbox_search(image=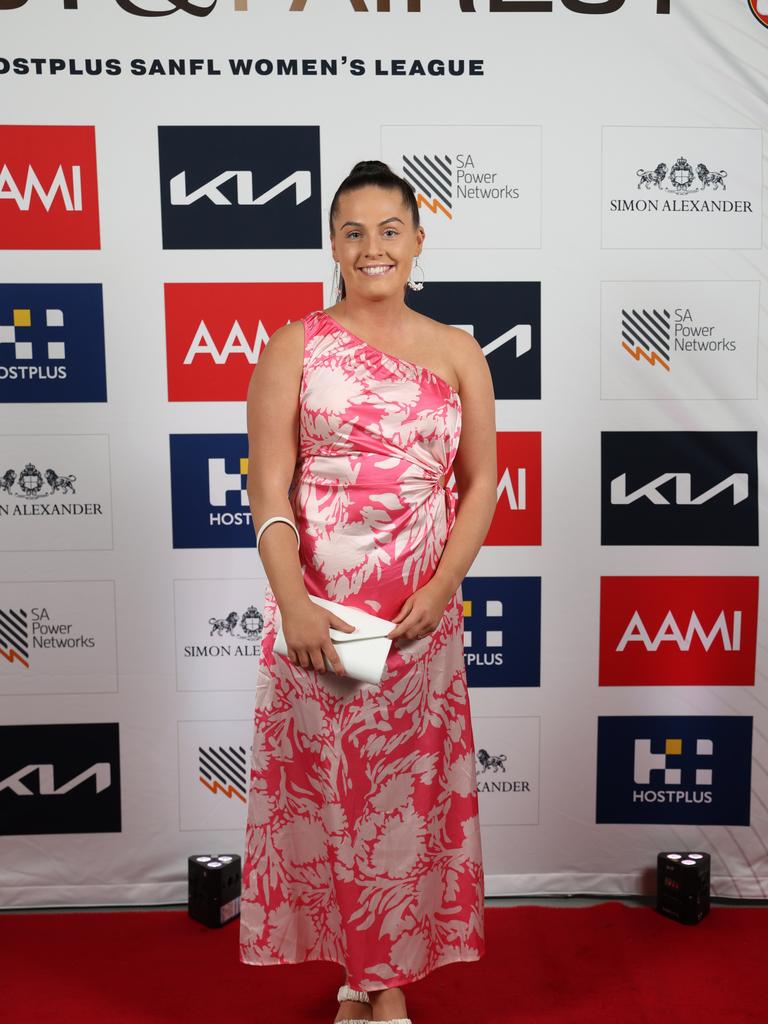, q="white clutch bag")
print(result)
[272,594,397,686]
